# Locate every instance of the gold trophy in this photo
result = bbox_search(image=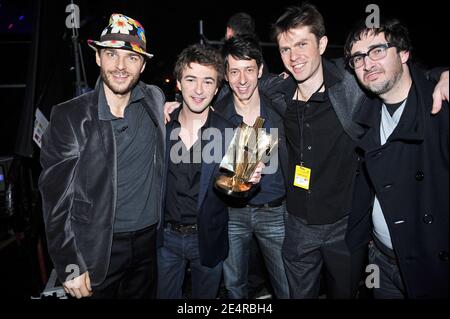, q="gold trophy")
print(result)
[215,117,278,197]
